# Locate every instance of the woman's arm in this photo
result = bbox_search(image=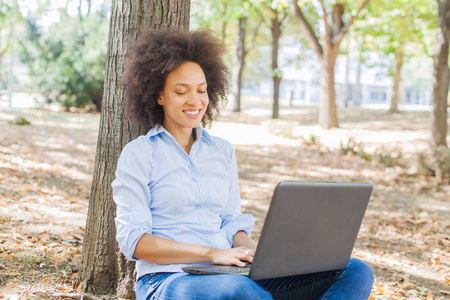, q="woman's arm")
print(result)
[134,233,255,267]
[232,231,258,250]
